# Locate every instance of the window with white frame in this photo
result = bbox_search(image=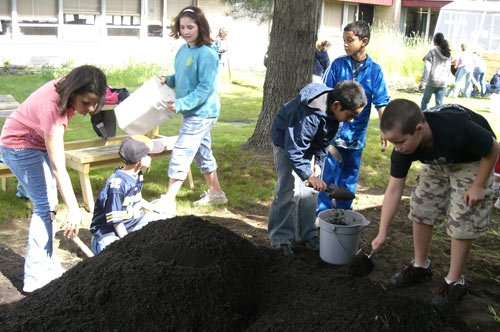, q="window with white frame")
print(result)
[107,0,141,26]
[166,0,193,24]
[17,0,58,23]
[63,0,100,25]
